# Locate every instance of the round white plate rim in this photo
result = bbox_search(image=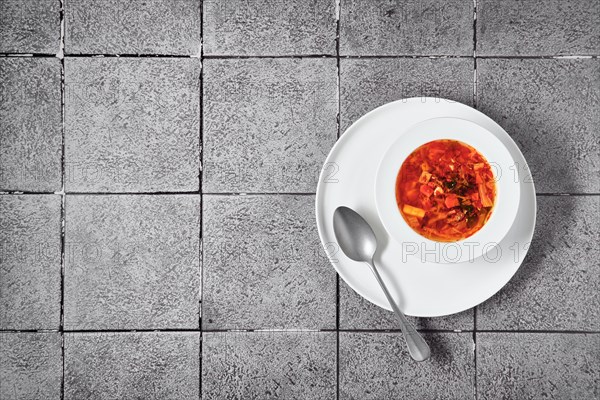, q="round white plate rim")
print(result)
[374,116,521,264]
[315,98,537,317]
